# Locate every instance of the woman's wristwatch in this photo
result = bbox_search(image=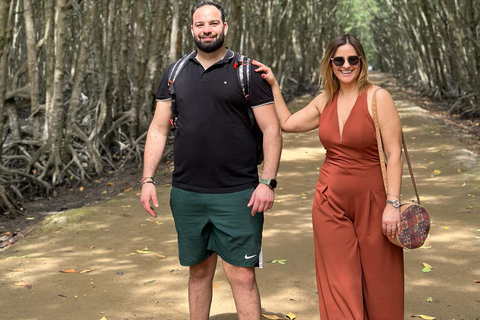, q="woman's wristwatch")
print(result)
[386,199,400,208]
